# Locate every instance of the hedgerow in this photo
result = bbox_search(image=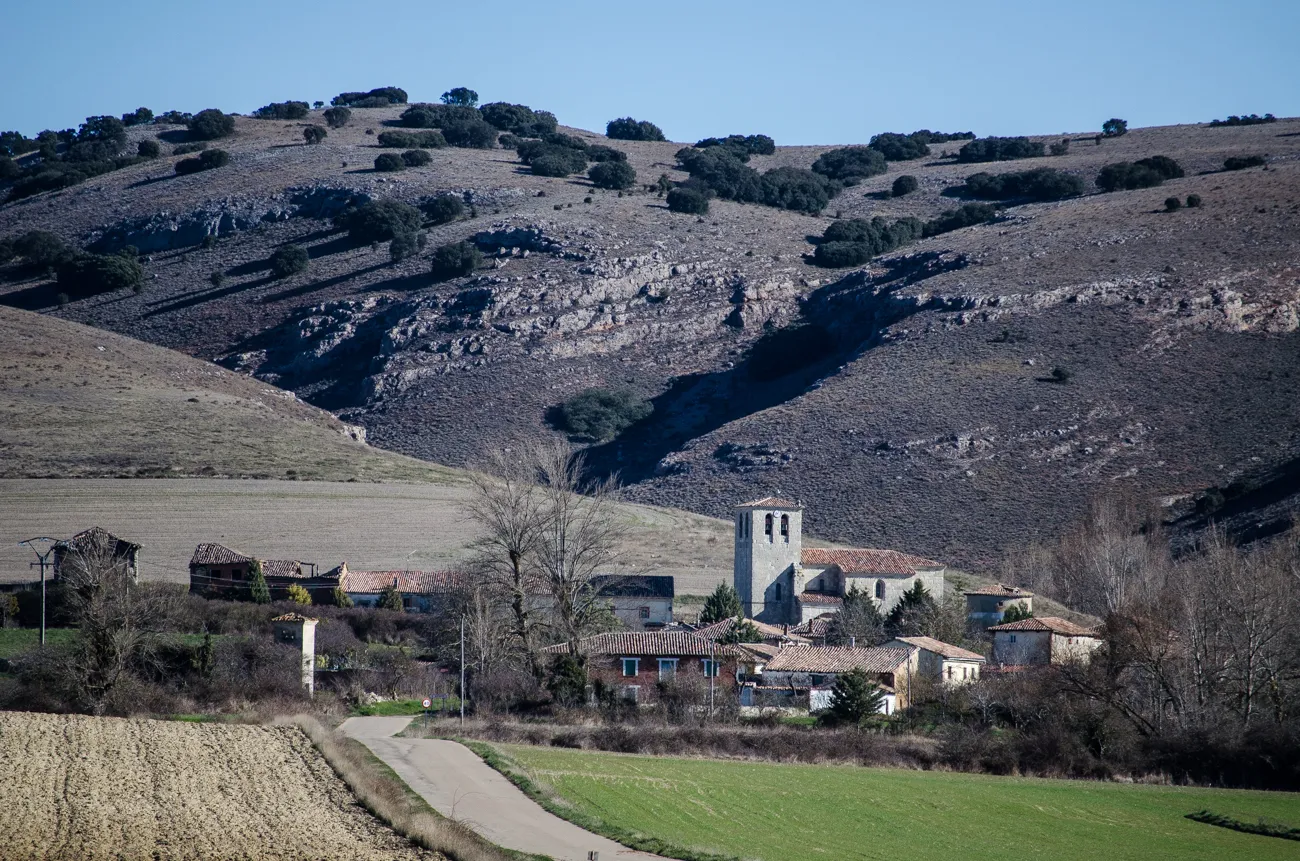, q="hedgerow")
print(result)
[956,136,1045,163]
[377,130,447,149]
[606,117,666,141]
[187,109,236,140]
[1208,113,1276,127]
[332,87,408,107]
[910,130,975,144]
[809,203,998,268]
[588,160,637,190]
[253,101,310,120]
[810,146,887,184]
[963,168,1084,201]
